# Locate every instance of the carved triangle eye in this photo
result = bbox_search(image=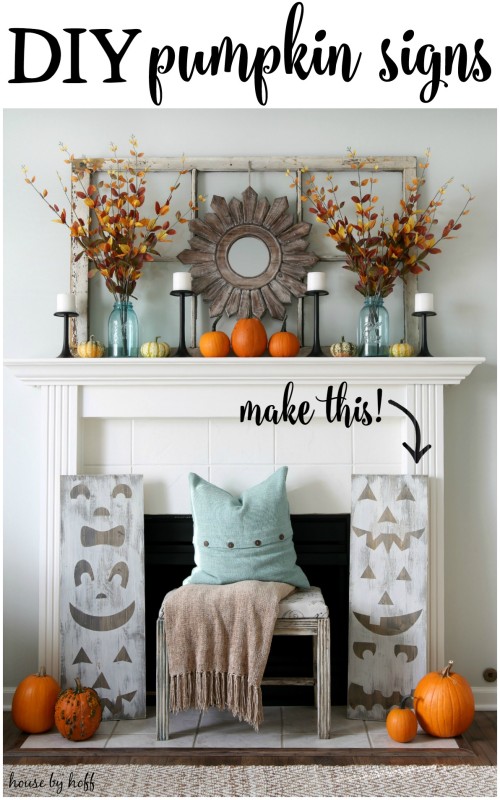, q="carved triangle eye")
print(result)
[114,646,132,663]
[73,647,92,664]
[378,506,398,524]
[93,672,111,690]
[396,484,415,501]
[361,565,376,579]
[397,567,411,581]
[358,482,377,501]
